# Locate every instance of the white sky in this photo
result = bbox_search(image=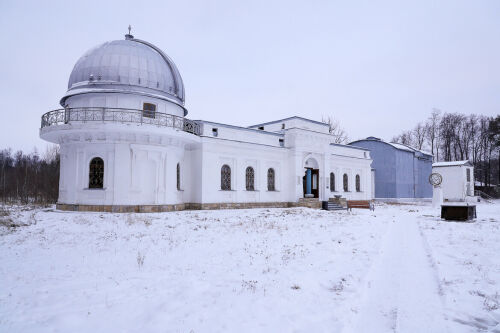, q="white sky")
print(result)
[0,0,499,152]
